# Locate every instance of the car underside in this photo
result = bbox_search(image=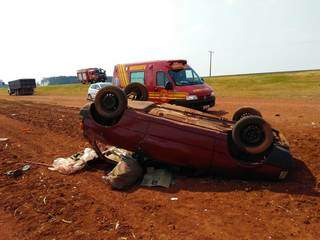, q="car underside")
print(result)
[80,85,294,180]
